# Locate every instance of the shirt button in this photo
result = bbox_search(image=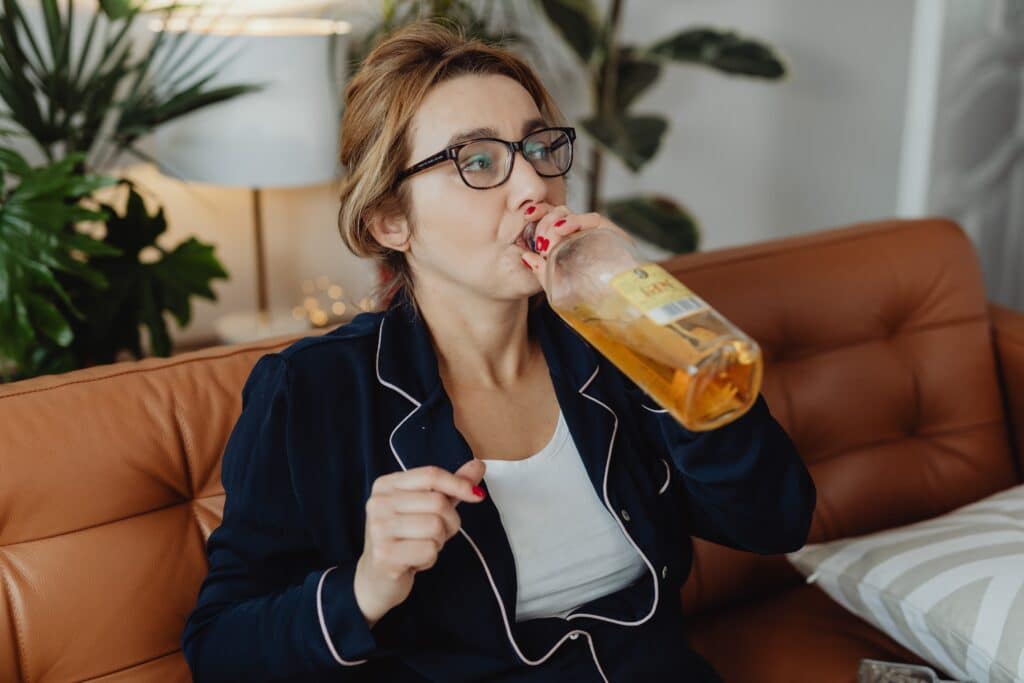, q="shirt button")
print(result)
[662,565,668,579]
[620,509,631,522]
